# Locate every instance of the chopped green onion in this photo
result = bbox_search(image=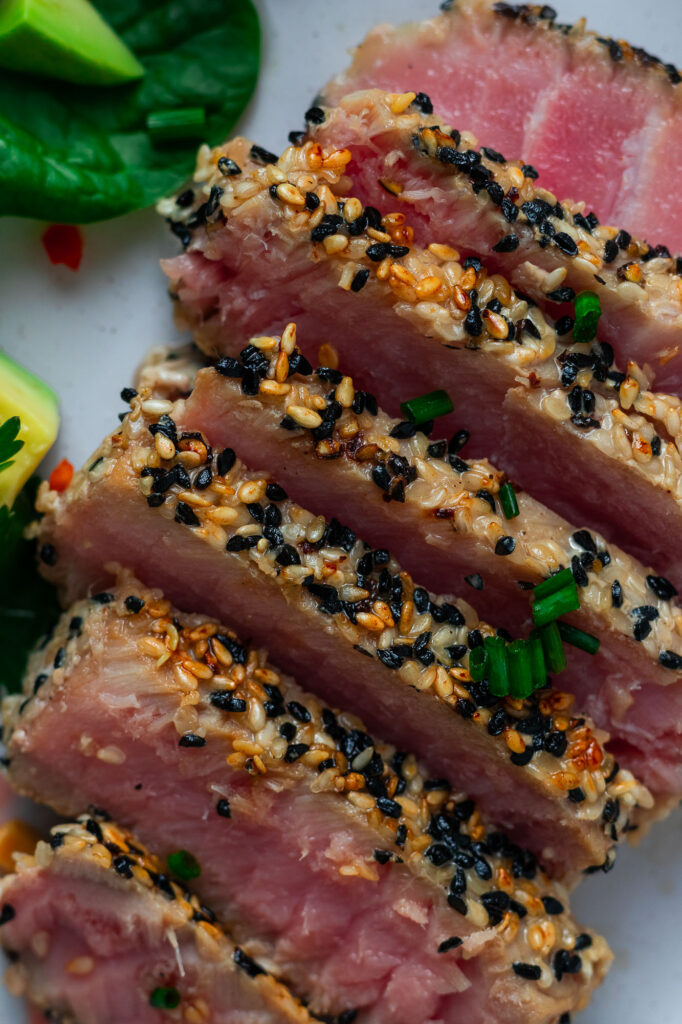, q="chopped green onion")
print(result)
[150,987,180,1010]
[167,849,200,881]
[539,622,567,674]
[533,567,574,601]
[469,644,488,681]
[484,635,509,696]
[528,632,547,690]
[507,639,533,698]
[573,290,602,344]
[558,621,601,656]
[532,580,580,627]
[499,482,519,520]
[147,107,206,143]
[400,389,453,425]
